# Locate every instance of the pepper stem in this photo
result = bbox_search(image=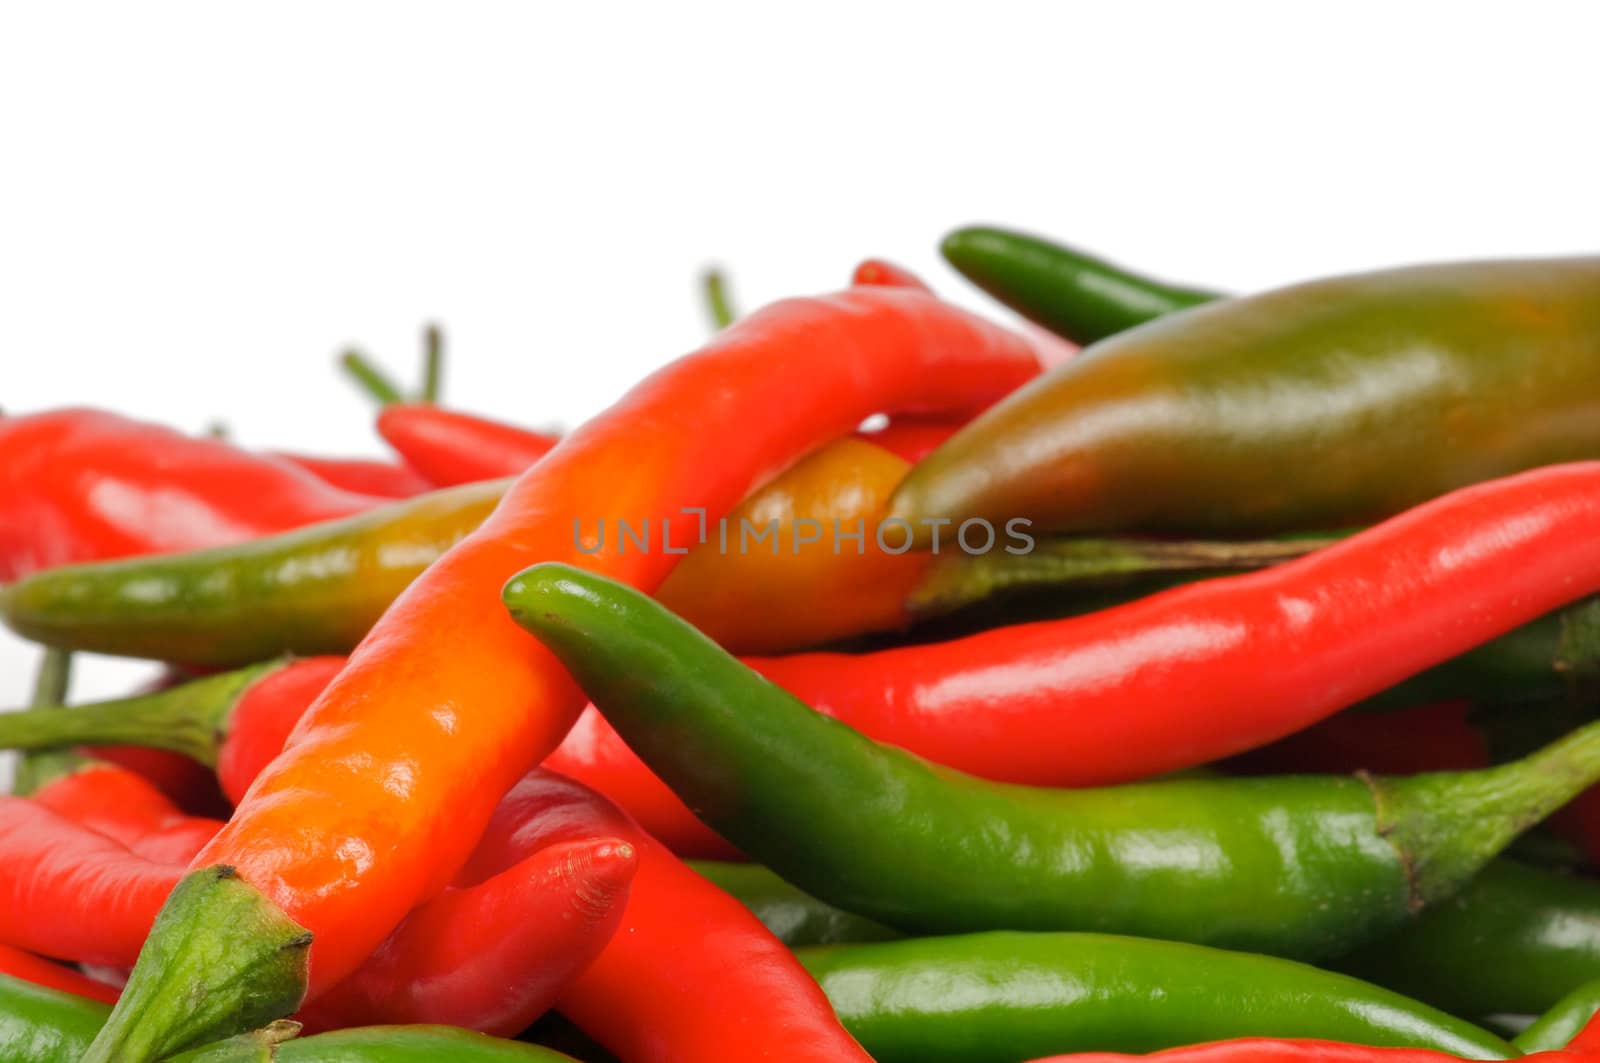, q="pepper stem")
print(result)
[0,660,280,766]
[908,535,1341,619]
[338,348,407,406]
[420,323,444,403]
[701,267,738,330]
[29,646,72,707]
[81,866,311,1063]
[13,646,79,795]
[1373,715,1600,909]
